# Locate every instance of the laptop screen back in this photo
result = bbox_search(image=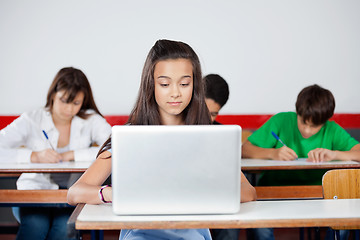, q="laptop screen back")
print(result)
[111,125,241,215]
